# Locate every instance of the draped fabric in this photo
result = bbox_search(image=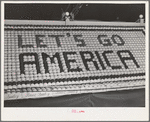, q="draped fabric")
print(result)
[4,89,145,107]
